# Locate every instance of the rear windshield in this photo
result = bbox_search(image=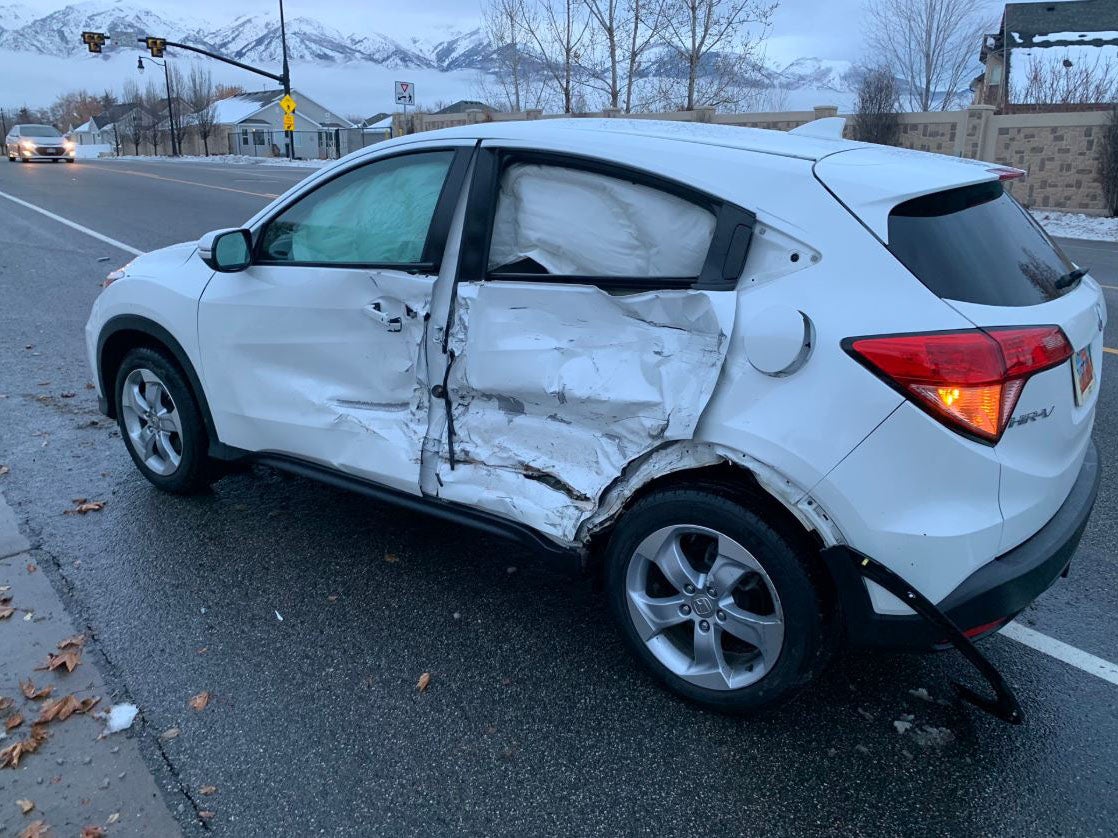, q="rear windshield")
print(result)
[20,125,61,137]
[887,181,1074,307]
